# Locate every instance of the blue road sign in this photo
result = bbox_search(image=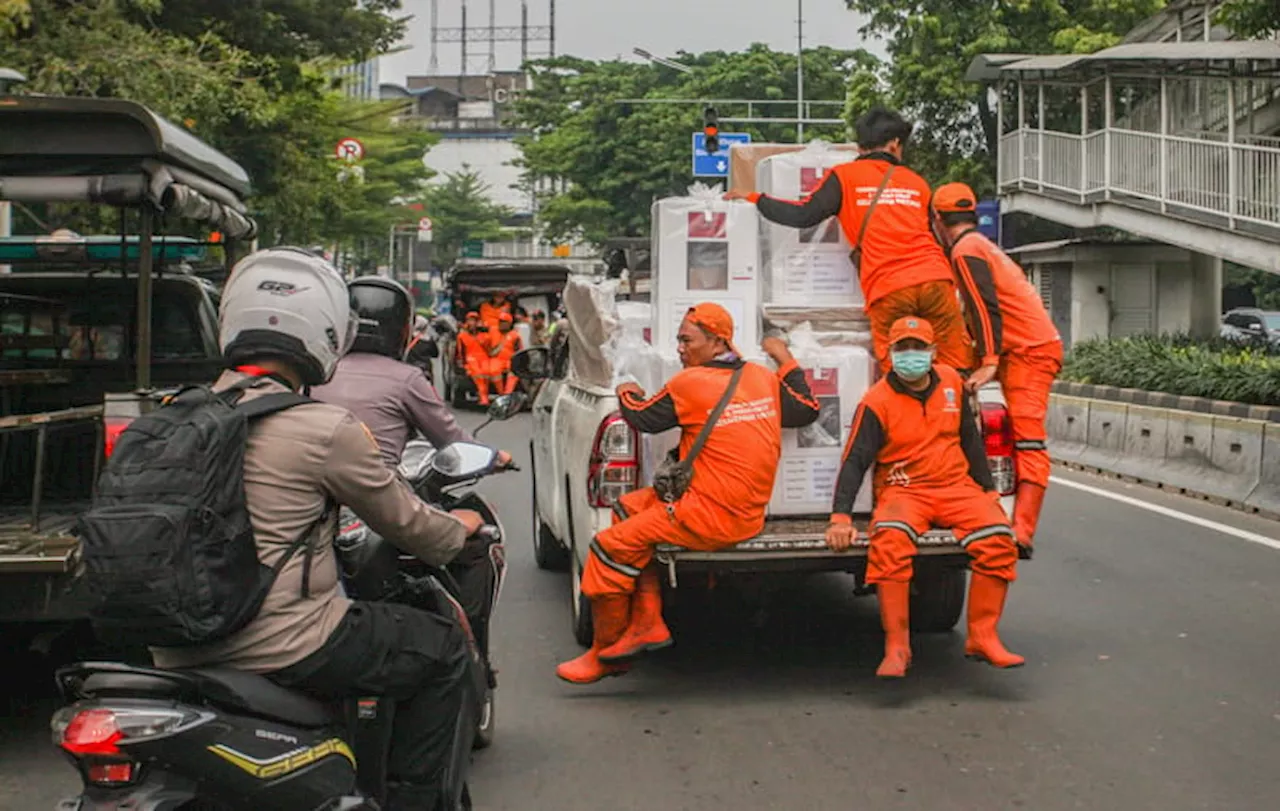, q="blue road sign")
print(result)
[692,132,752,177]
